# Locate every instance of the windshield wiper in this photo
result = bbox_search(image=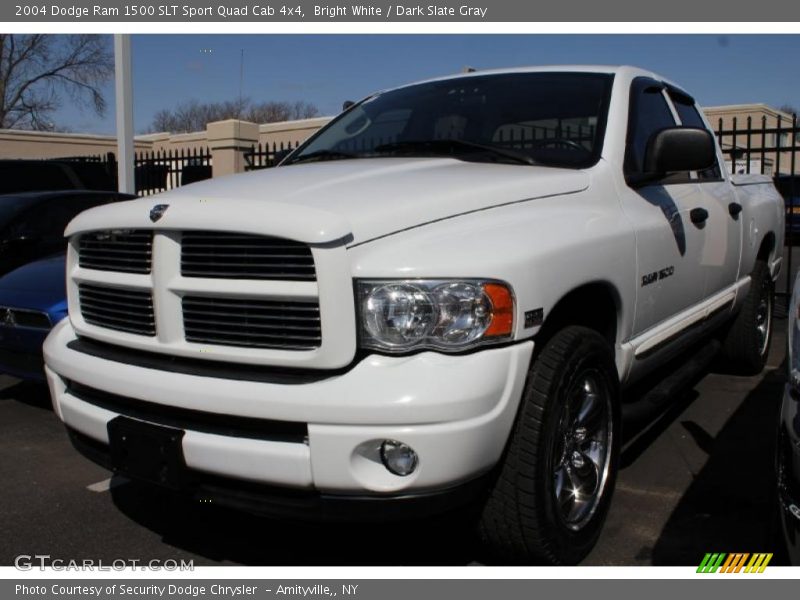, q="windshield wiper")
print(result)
[288,149,359,164]
[373,139,537,166]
